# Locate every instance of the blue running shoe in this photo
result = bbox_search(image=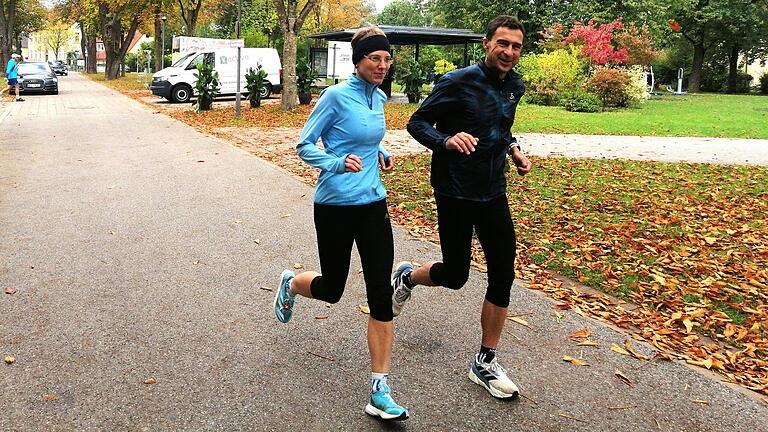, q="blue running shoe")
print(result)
[274,270,296,323]
[364,382,409,421]
[391,261,414,317]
